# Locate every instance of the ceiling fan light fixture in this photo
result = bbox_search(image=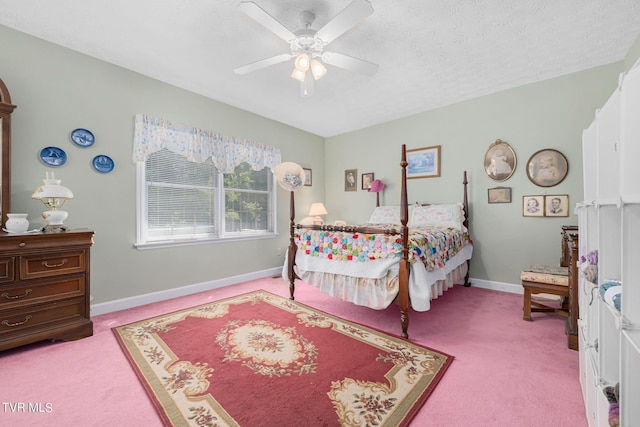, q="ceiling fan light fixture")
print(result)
[294,53,310,72]
[290,68,306,82]
[310,59,327,80]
